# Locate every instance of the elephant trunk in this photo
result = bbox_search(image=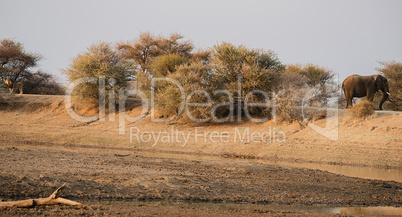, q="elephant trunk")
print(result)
[379,84,391,110]
[379,92,388,110]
